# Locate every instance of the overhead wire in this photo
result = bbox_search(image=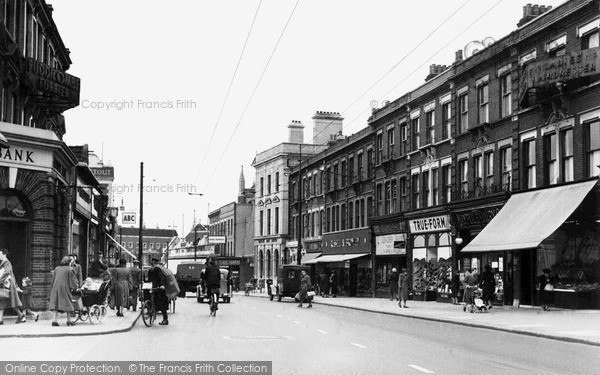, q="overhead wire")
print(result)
[192,0,263,186]
[200,0,301,193]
